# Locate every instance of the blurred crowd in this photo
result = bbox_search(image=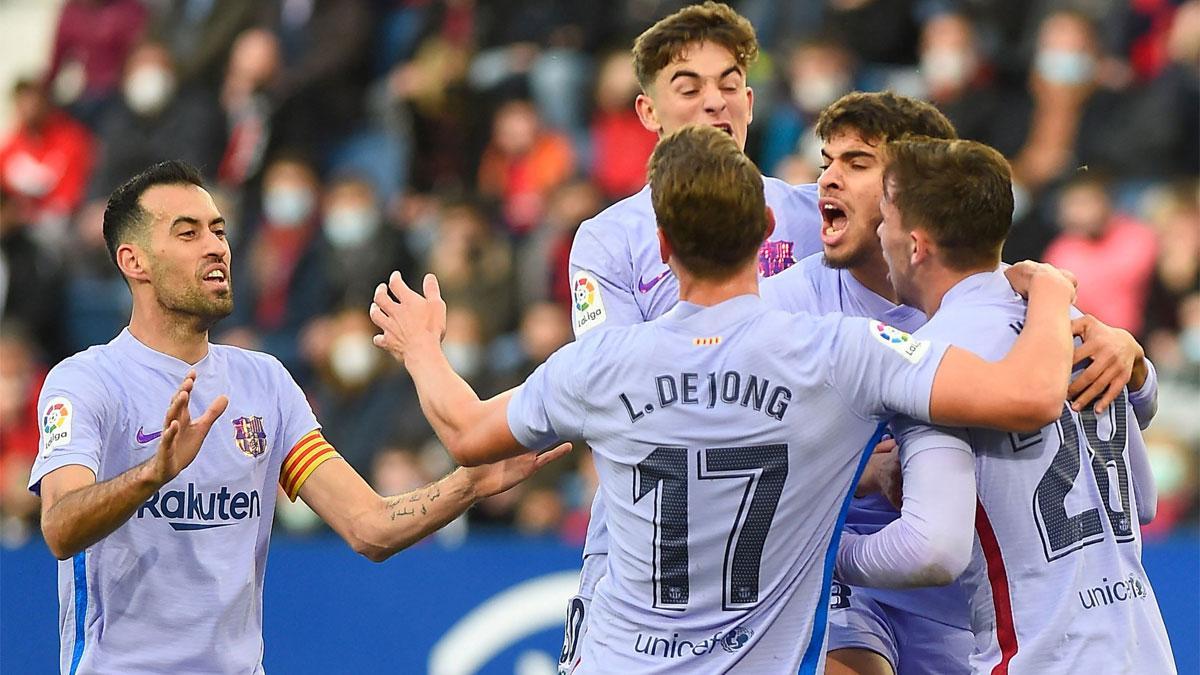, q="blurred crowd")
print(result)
[1,0,1197,547]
